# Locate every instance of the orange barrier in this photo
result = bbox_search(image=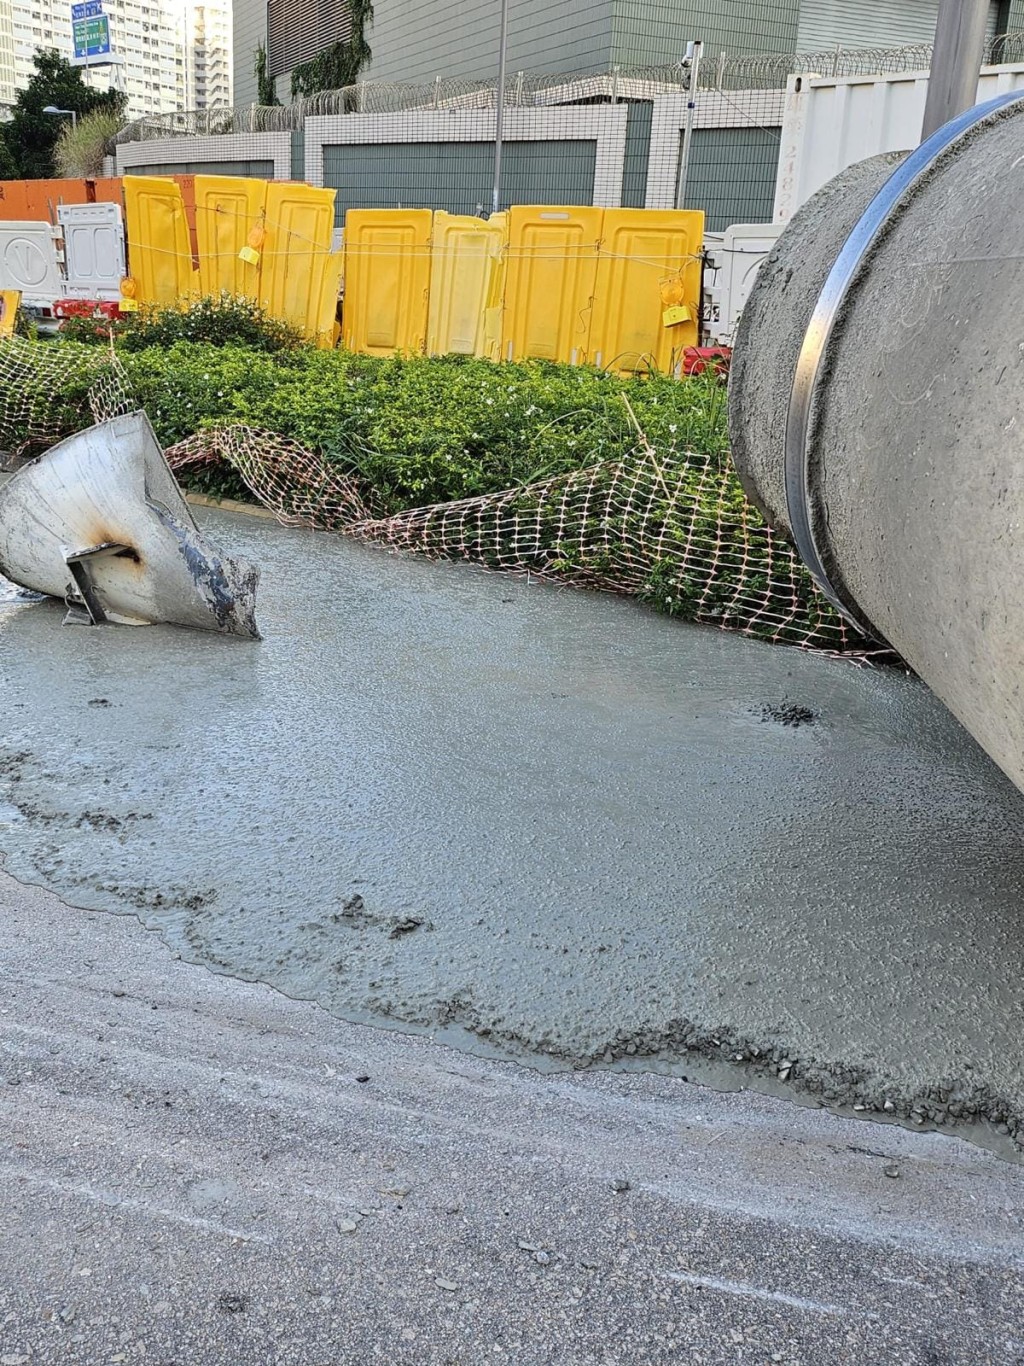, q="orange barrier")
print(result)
[0,178,128,221]
[0,178,88,220]
[0,175,199,260]
[91,179,125,206]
